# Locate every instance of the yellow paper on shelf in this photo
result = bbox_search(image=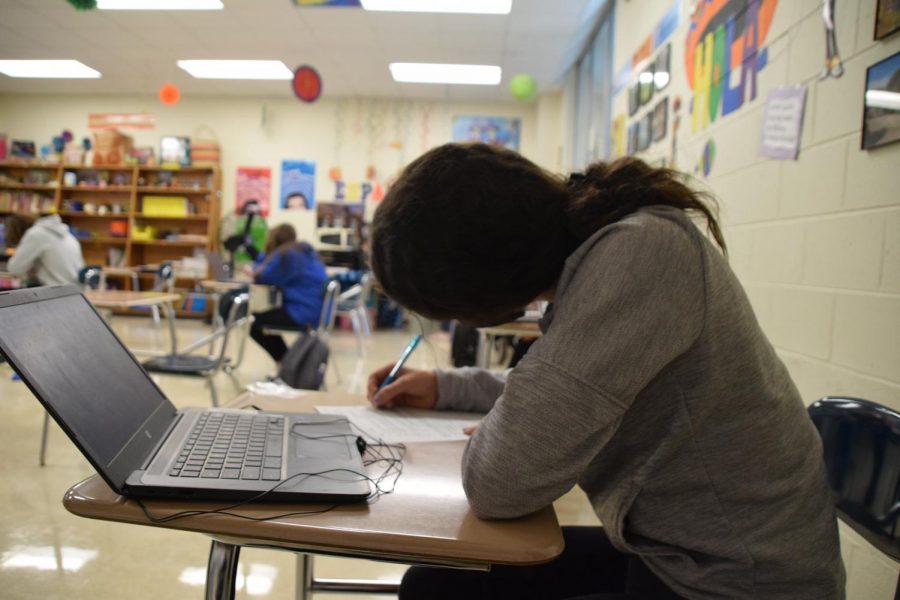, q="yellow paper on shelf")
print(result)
[143,195,188,217]
[132,224,157,241]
